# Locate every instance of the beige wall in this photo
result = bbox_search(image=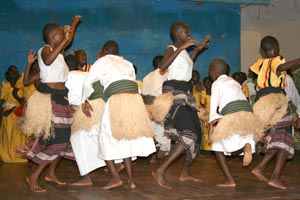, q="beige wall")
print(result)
[241,30,261,74]
[241,21,300,76]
